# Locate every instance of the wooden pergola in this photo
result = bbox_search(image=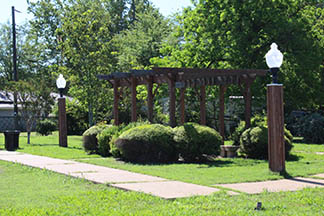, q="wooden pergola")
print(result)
[98,67,267,142]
